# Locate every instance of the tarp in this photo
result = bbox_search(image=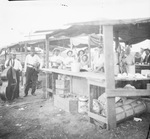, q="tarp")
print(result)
[2,18,150,52]
[47,18,150,45]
